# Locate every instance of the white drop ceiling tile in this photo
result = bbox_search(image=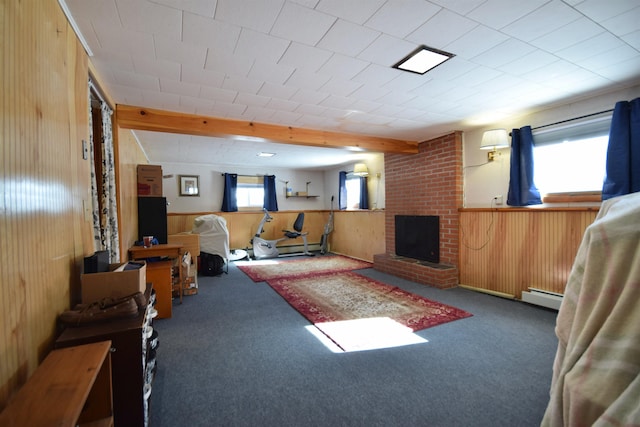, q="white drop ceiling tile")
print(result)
[466,0,549,30]
[278,43,333,72]
[266,98,300,112]
[450,66,503,88]
[295,103,327,116]
[204,51,254,77]
[470,38,536,69]
[160,78,201,97]
[258,82,298,99]
[601,7,640,37]
[133,56,181,80]
[351,63,400,87]
[90,49,135,73]
[556,32,627,63]
[357,34,417,67]
[141,89,181,106]
[315,0,386,25]
[444,25,509,59]
[407,9,478,49]
[409,79,459,99]
[574,0,639,22]
[320,78,362,97]
[107,83,144,104]
[66,0,121,24]
[211,101,247,118]
[181,65,225,87]
[317,54,370,79]
[317,19,381,57]
[199,86,237,103]
[179,95,215,111]
[248,60,295,85]
[235,92,272,108]
[270,2,336,45]
[375,90,417,107]
[112,69,161,91]
[498,49,558,76]
[151,0,217,18]
[577,45,639,71]
[271,110,303,124]
[349,99,383,114]
[155,35,208,67]
[349,84,391,102]
[285,69,332,90]
[116,0,182,39]
[371,104,407,118]
[520,59,582,84]
[501,1,582,43]
[427,0,486,16]
[622,29,640,50]
[319,95,356,110]
[417,58,477,82]
[235,29,291,63]
[290,0,320,8]
[382,72,429,93]
[595,55,640,82]
[221,75,264,94]
[320,107,350,119]
[239,106,277,121]
[364,0,441,38]
[530,17,605,53]
[214,0,284,33]
[182,12,241,51]
[290,88,330,105]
